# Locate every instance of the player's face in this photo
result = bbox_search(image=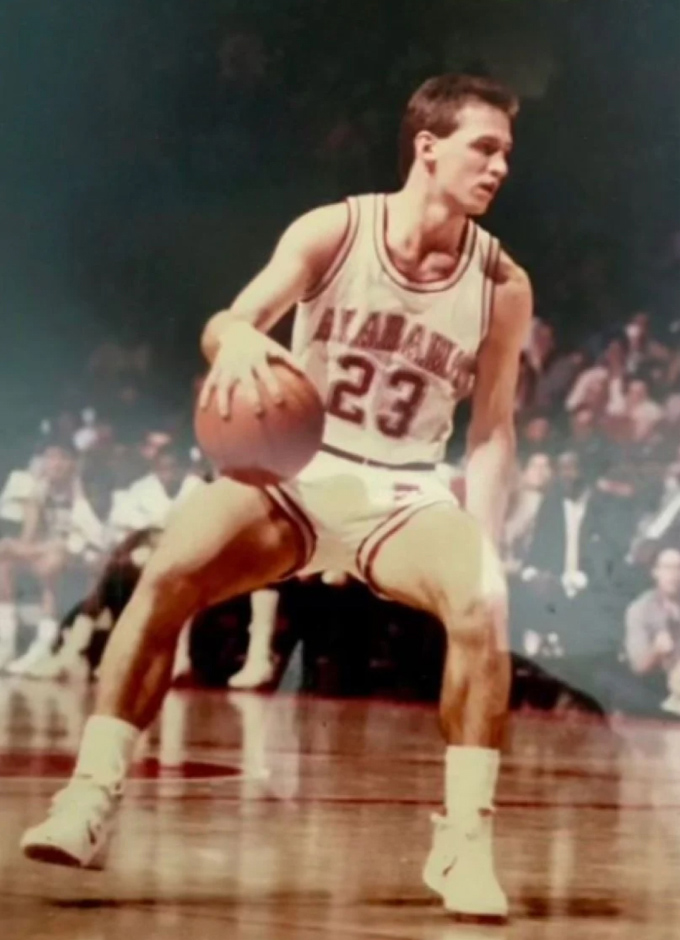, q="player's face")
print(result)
[432,103,513,215]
